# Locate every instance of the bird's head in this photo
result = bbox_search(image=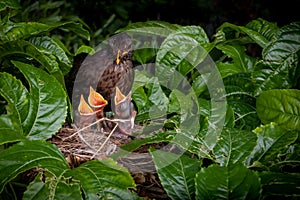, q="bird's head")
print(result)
[108,33,133,64]
[114,86,133,119]
[114,87,136,134]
